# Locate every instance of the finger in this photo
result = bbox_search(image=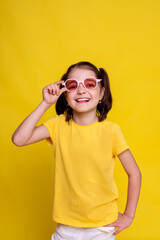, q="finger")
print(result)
[59,86,67,95]
[46,86,53,94]
[51,84,60,95]
[43,85,50,92]
[48,85,55,95]
[105,222,117,227]
[47,85,57,95]
[53,80,65,85]
[113,228,122,235]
